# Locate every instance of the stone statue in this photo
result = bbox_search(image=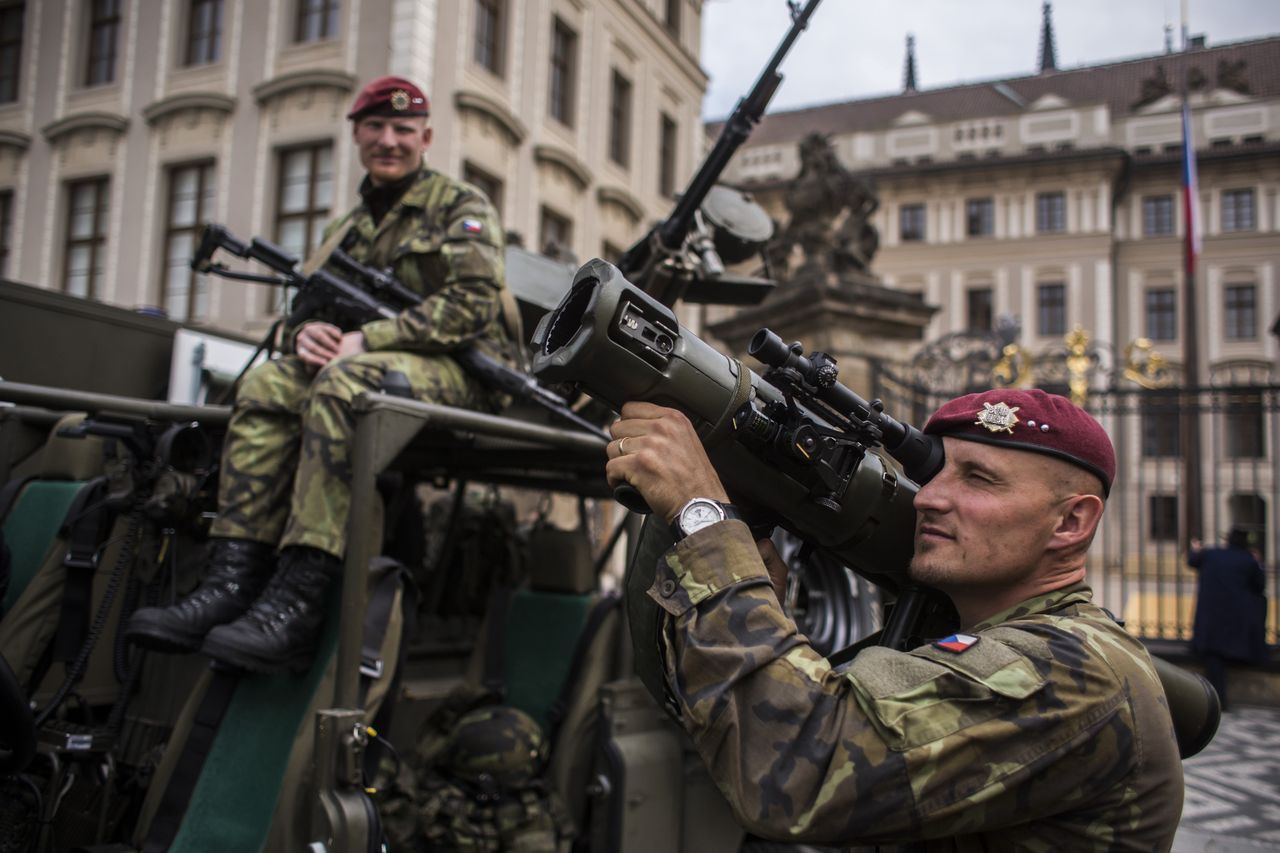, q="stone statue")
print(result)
[770,133,880,279]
